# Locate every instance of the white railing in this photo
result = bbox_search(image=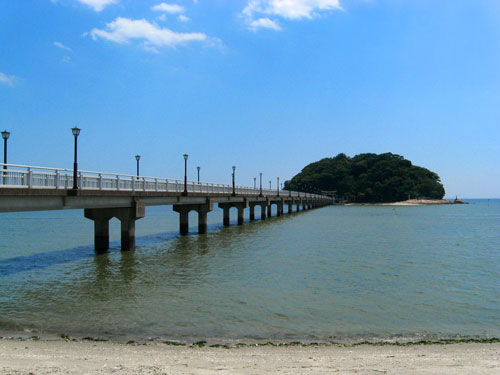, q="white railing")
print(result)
[0,163,329,199]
